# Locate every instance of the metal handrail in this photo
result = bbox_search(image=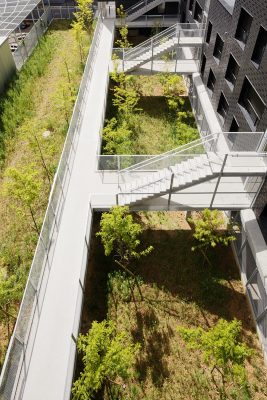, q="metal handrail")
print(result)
[126,0,160,16]
[119,133,216,172]
[124,22,201,60]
